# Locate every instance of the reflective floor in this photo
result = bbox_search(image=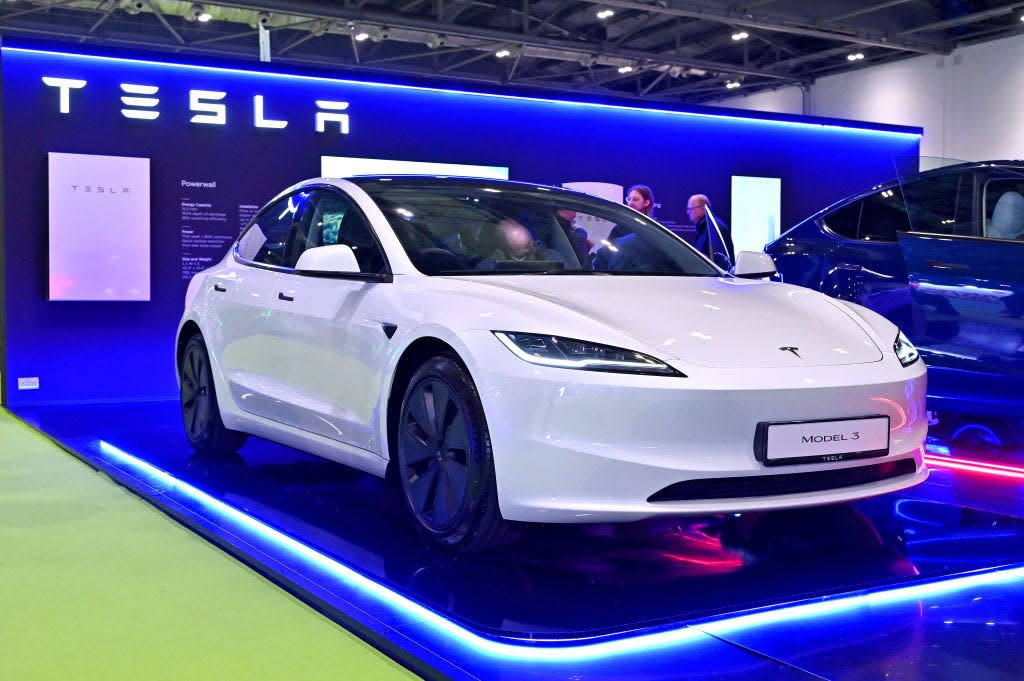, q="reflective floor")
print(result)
[15,401,1024,680]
